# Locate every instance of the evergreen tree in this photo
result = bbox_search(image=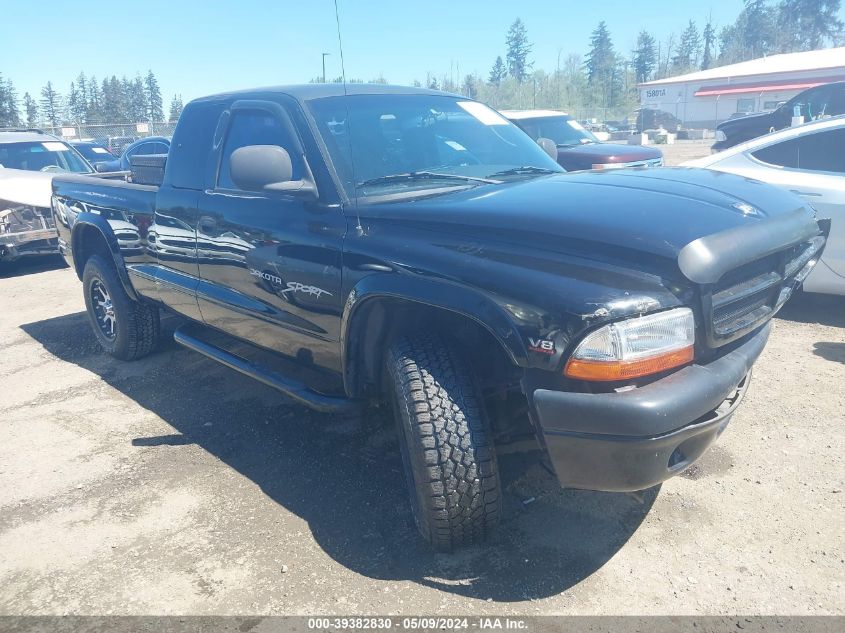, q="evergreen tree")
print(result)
[168,94,184,122]
[777,0,844,51]
[86,75,102,123]
[505,18,533,83]
[23,92,38,126]
[40,81,62,127]
[718,1,777,64]
[701,19,716,70]
[144,70,164,122]
[584,22,622,107]
[488,56,507,86]
[66,81,86,123]
[0,76,21,127]
[673,20,701,74]
[128,75,148,122]
[632,31,658,83]
[76,72,88,108]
